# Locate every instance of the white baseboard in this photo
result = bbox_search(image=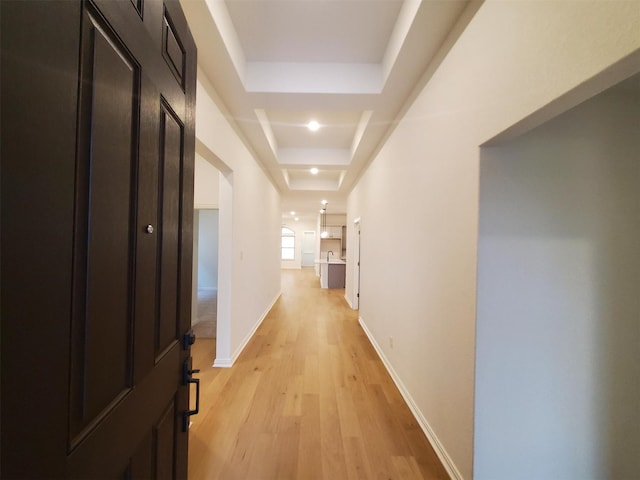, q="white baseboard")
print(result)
[198,286,218,292]
[212,357,232,368]
[213,291,282,368]
[358,316,463,480]
[344,294,353,309]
